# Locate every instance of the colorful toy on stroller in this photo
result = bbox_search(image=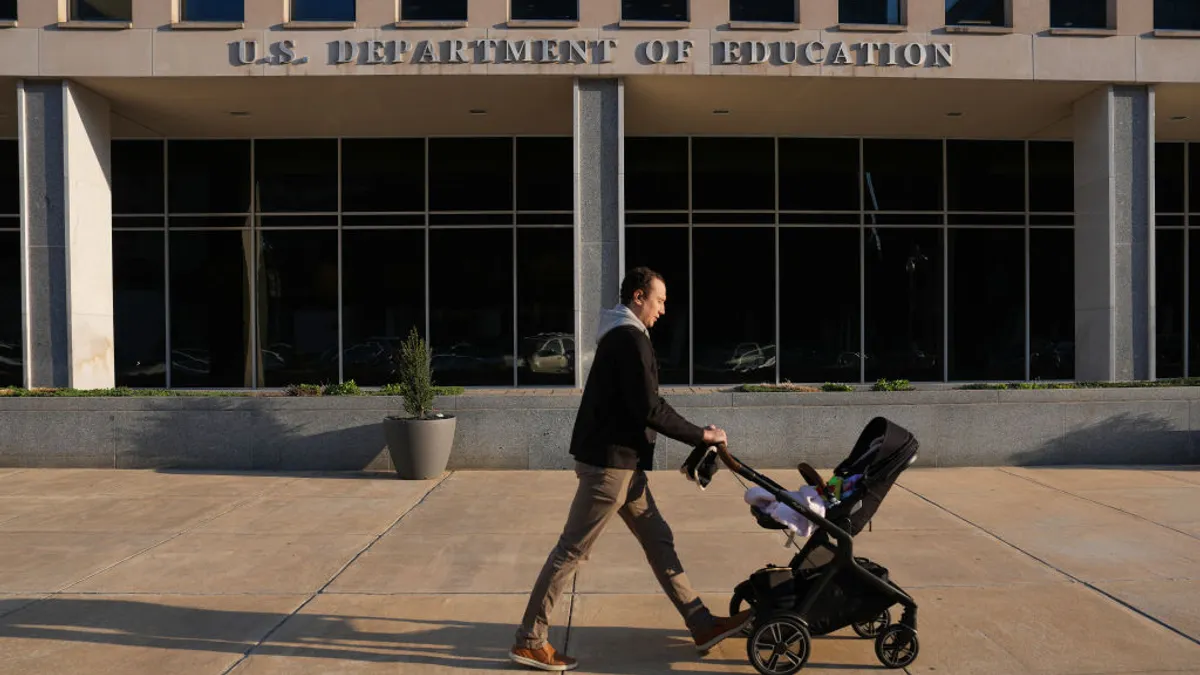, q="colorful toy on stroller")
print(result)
[681,417,921,674]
